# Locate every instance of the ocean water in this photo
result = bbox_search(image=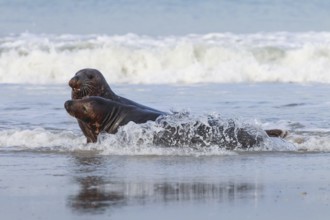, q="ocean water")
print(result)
[0,83,330,219]
[1,0,330,35]
[1,83,330,154]
[1,83,330,220]
[1,0,330,219]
